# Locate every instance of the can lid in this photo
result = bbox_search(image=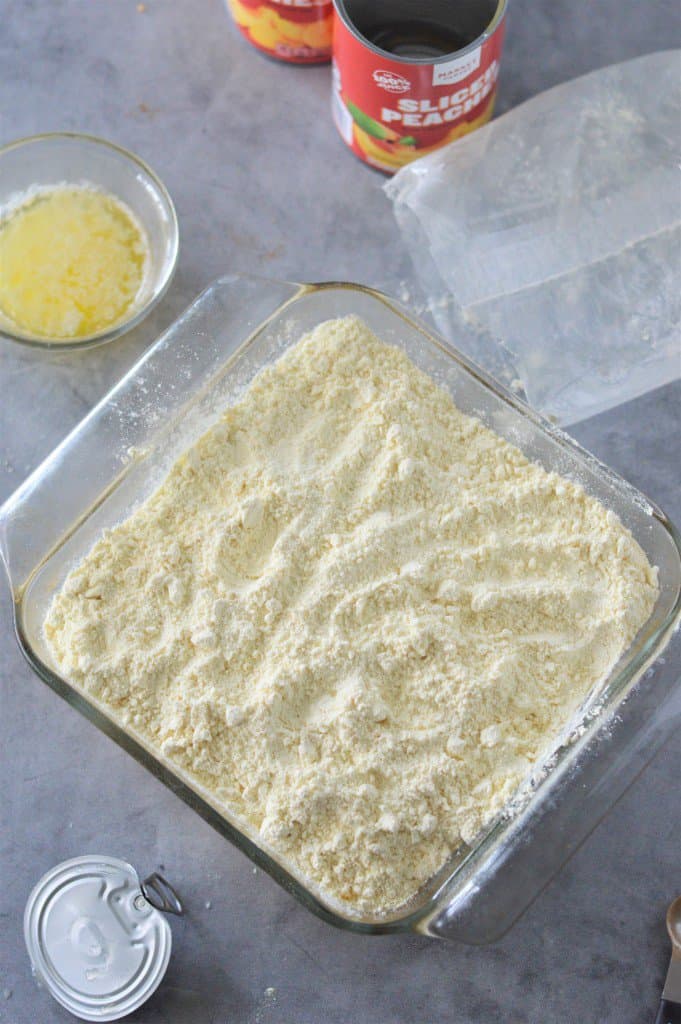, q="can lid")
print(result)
[24,855,174,1022]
